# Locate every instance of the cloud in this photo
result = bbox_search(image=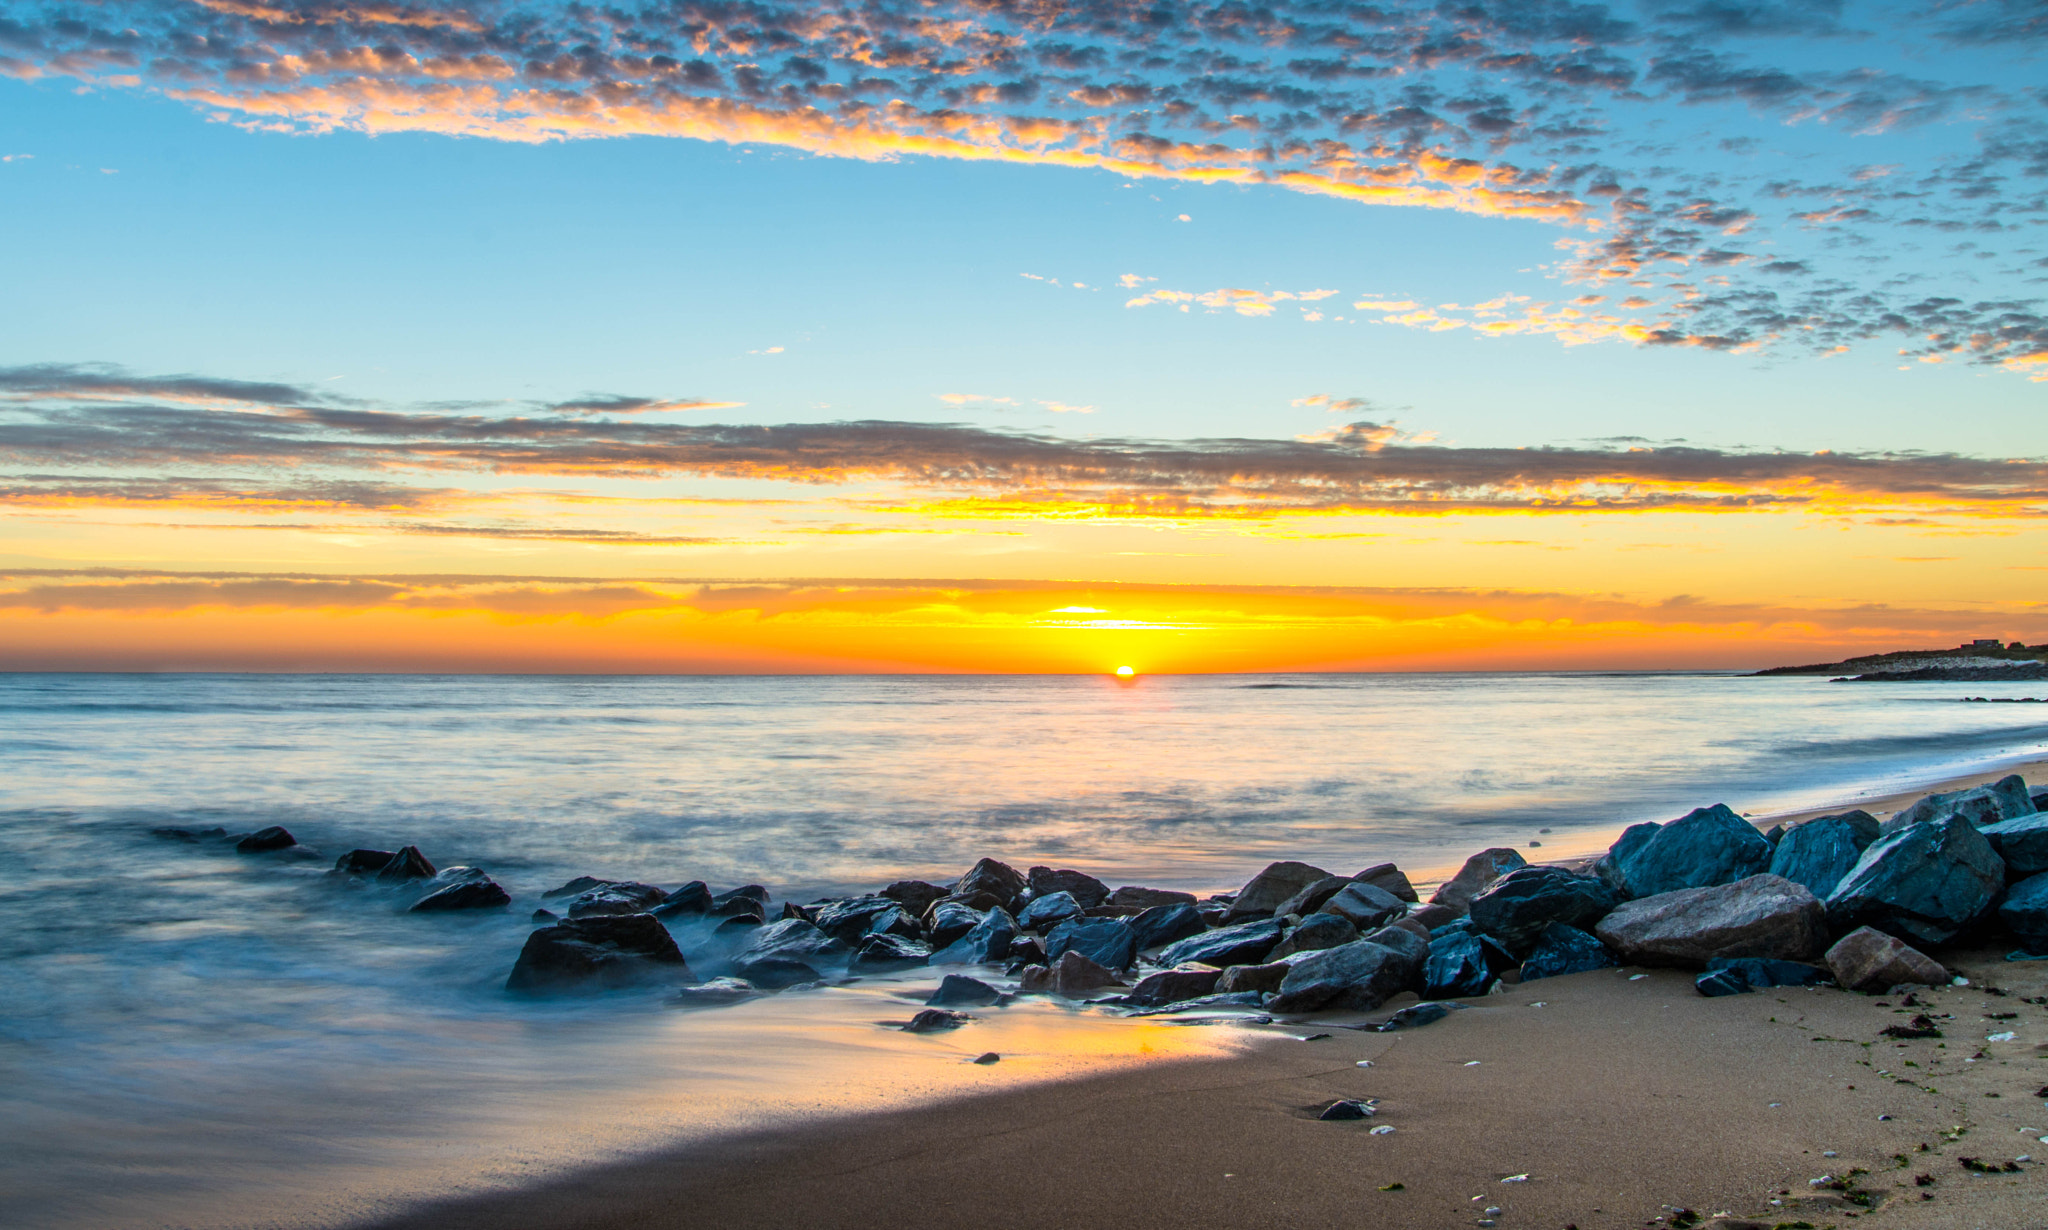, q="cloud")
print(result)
[546,394,745,416]
[1126,287,1339,317]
